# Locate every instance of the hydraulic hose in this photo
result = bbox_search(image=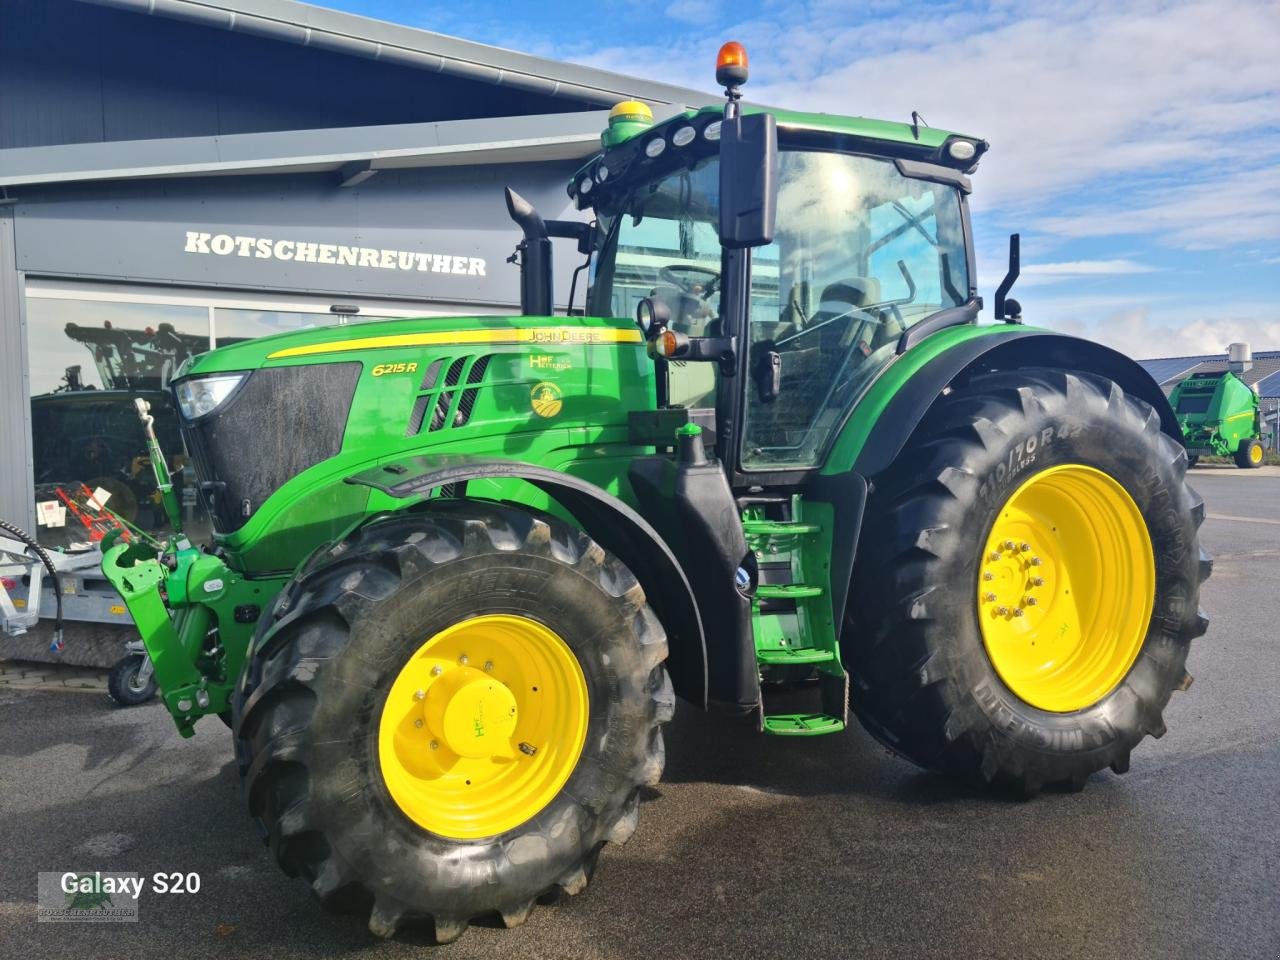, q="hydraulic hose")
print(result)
[0,517,63,651]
